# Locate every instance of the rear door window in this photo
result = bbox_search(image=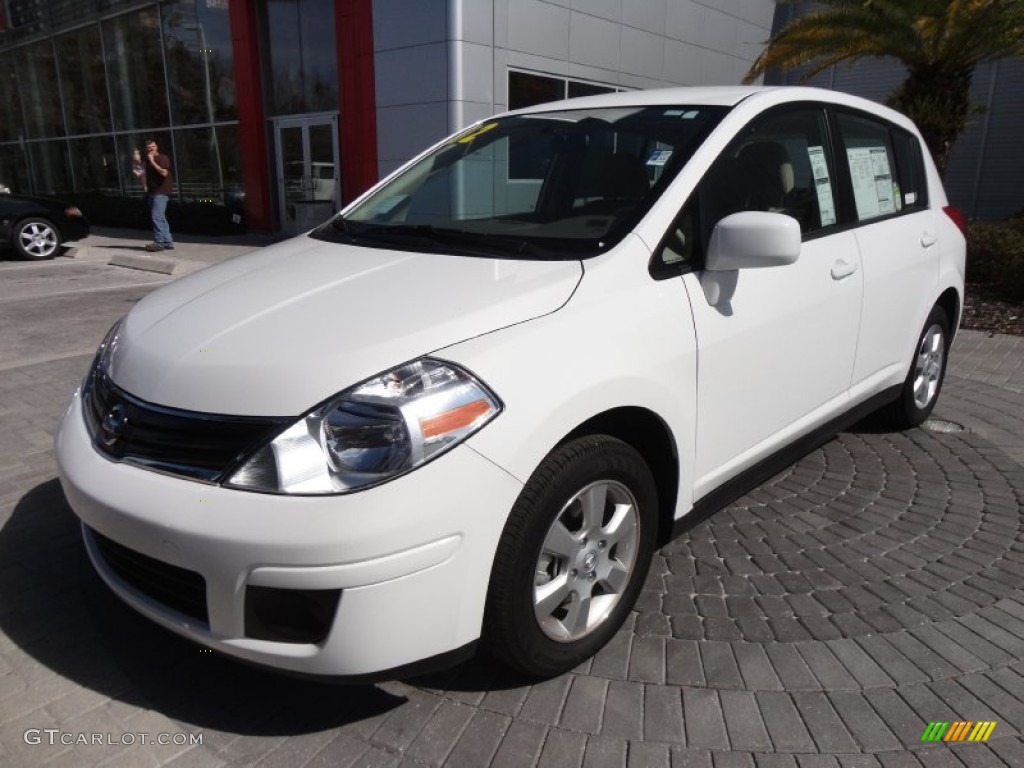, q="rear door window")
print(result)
[835,112,927,222]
